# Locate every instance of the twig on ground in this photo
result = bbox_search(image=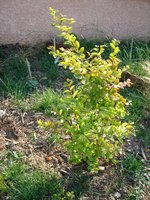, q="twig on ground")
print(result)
[141,148,148,161]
